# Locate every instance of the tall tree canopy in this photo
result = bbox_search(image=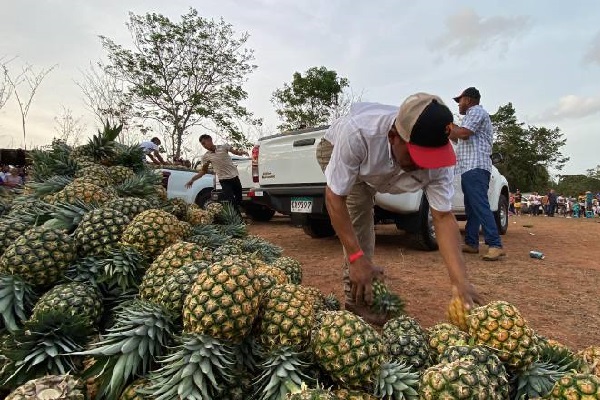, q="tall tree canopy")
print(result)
[100,8,259,159]
[491,103,569,192]
[272,66,349,131]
